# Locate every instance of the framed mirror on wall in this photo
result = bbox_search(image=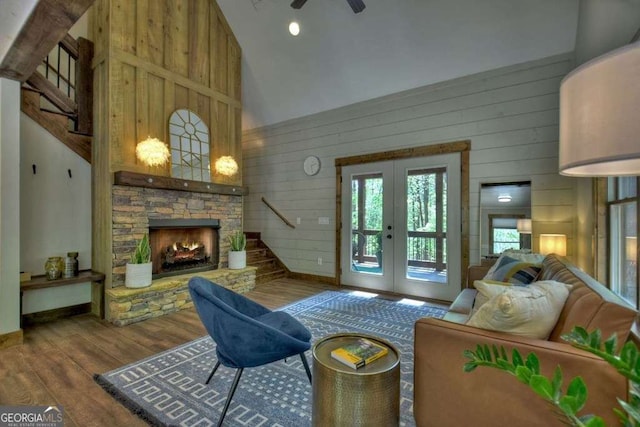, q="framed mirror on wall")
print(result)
[479,181,531,260]
[169,109,211,182]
